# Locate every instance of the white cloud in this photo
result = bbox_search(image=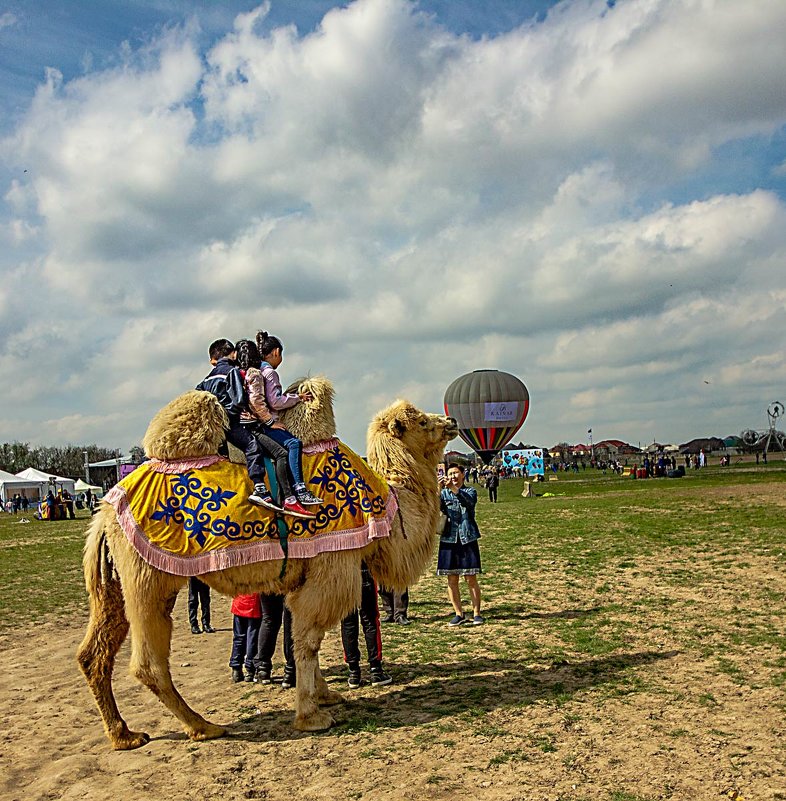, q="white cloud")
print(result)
[1,0,785,454]
[0,12,17,31]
